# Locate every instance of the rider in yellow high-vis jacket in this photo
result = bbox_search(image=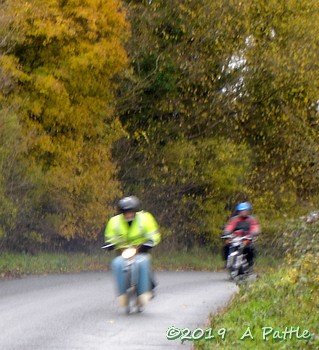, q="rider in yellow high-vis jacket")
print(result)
[104,196,161,308]
[104,209,161,249]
